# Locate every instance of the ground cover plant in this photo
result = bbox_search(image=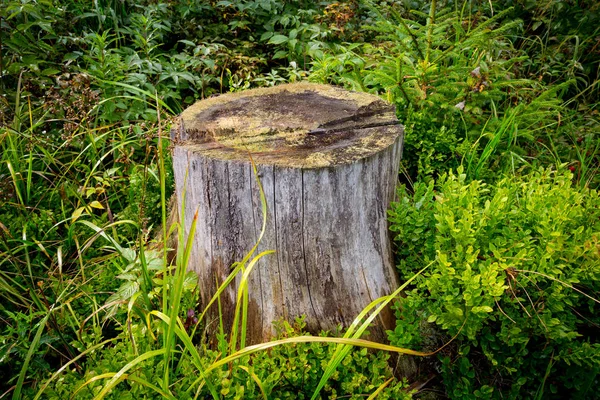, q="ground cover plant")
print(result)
[1,0,599,398]
[388,167,600,398]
